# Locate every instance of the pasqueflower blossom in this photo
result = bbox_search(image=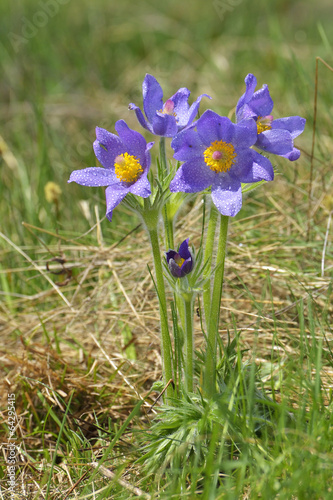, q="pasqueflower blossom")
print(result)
[68,120,153,221]
[129,74,210,137]
[236,73,306,161]
[169,110,274,217]
[166,239,194,278]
